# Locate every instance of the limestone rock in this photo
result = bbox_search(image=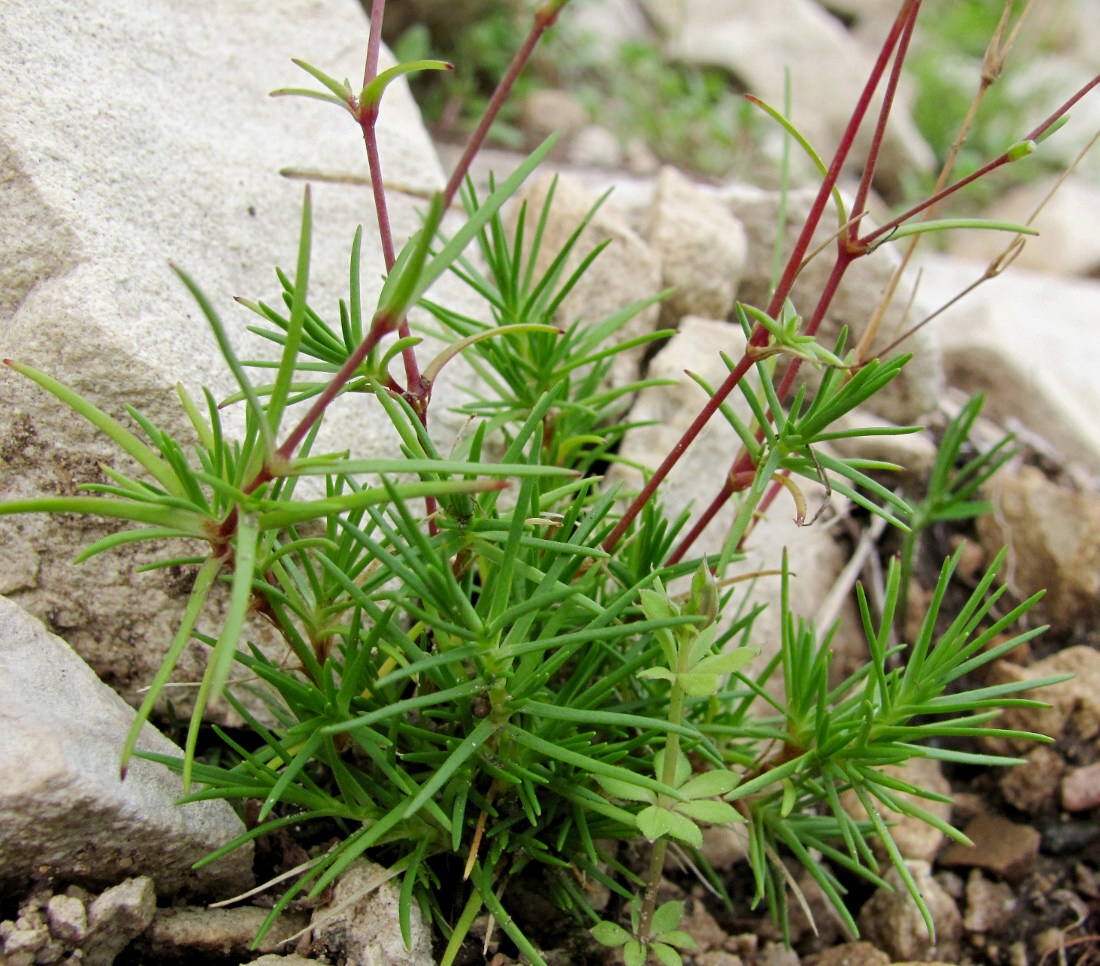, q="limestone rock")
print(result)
[962,870,1017,934]
[569,124,624,169]
[644,166,747,327]
[0,595,252,898]
[857,861,962,963]
[520,88,591,150]
[83,877,157,966]
[979,645,1100,757]
[308,860,433,966]
[814,942,889,966]
[610,316,863,698]
[919,253,1100,476]
[1062,761,1100,812]
[841,757,953,862]
[45,895,88,947]
[143,907,310,960]
[1000,745,1065,814]
[0,0,484,712]
[977,467,1100,634]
